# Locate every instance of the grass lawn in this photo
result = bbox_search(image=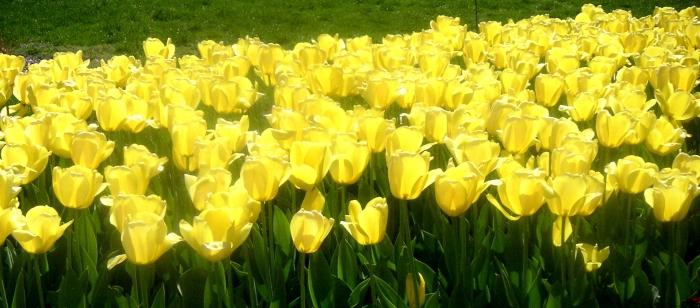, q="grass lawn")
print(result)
[0,0,695,60]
